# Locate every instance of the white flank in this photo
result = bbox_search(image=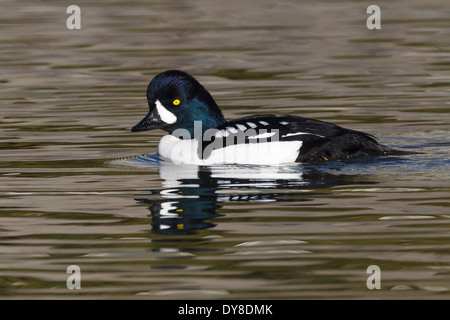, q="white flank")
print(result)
[158,135,302,165]
[155,99,177,124]
[246,122,257,128]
